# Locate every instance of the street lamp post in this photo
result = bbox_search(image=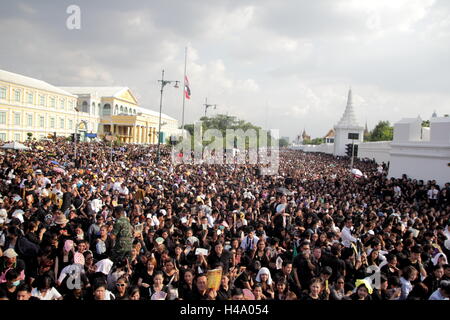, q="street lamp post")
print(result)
[74,107,80,159]
[203,97,217,117]
[157,69,179,164]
